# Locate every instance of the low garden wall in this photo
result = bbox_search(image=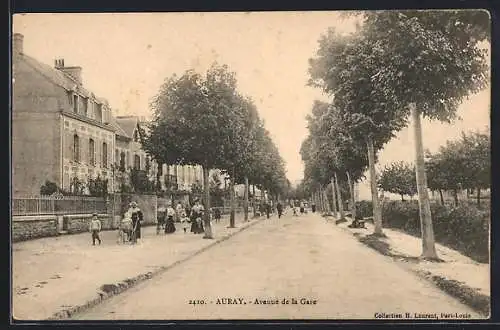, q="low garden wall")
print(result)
[12,215,59,242]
